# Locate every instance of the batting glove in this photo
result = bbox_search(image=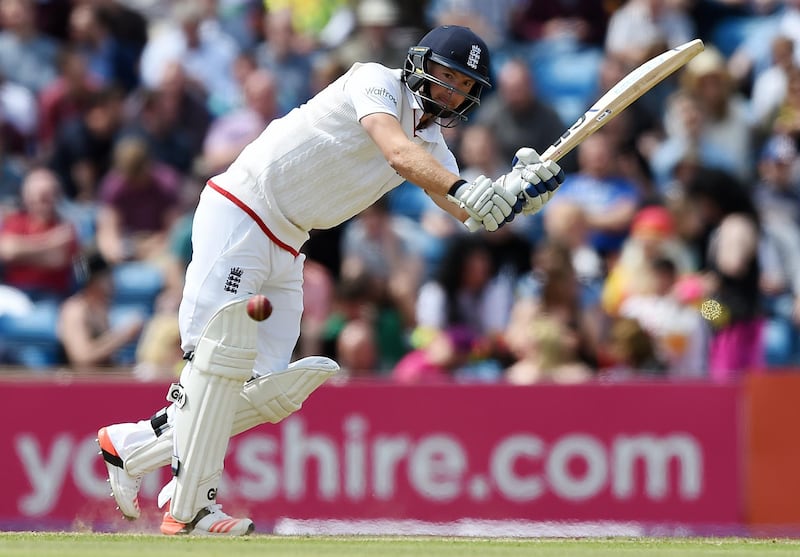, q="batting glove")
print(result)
[508,148,565,216]
[447,175,523,232]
